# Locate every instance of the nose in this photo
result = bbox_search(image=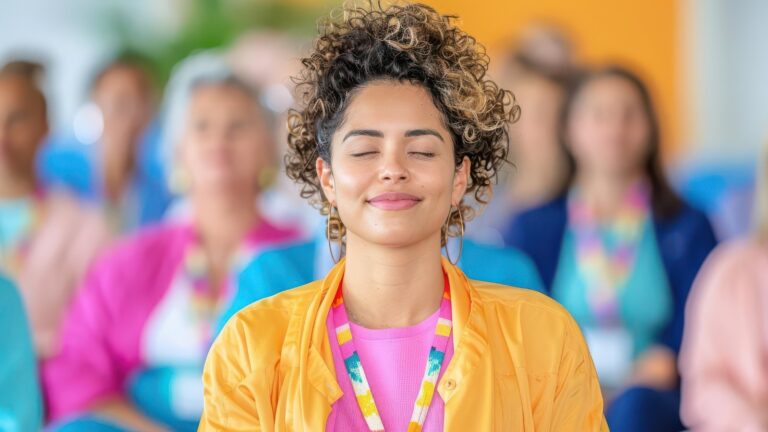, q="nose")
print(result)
[378,147,409,183]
